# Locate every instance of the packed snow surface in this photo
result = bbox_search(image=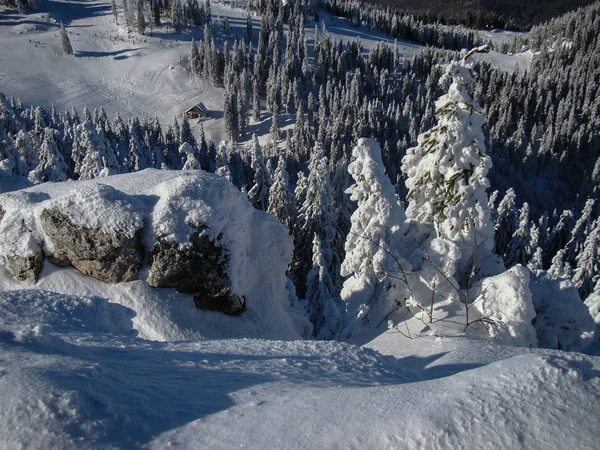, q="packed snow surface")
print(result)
[0,289,598,449]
